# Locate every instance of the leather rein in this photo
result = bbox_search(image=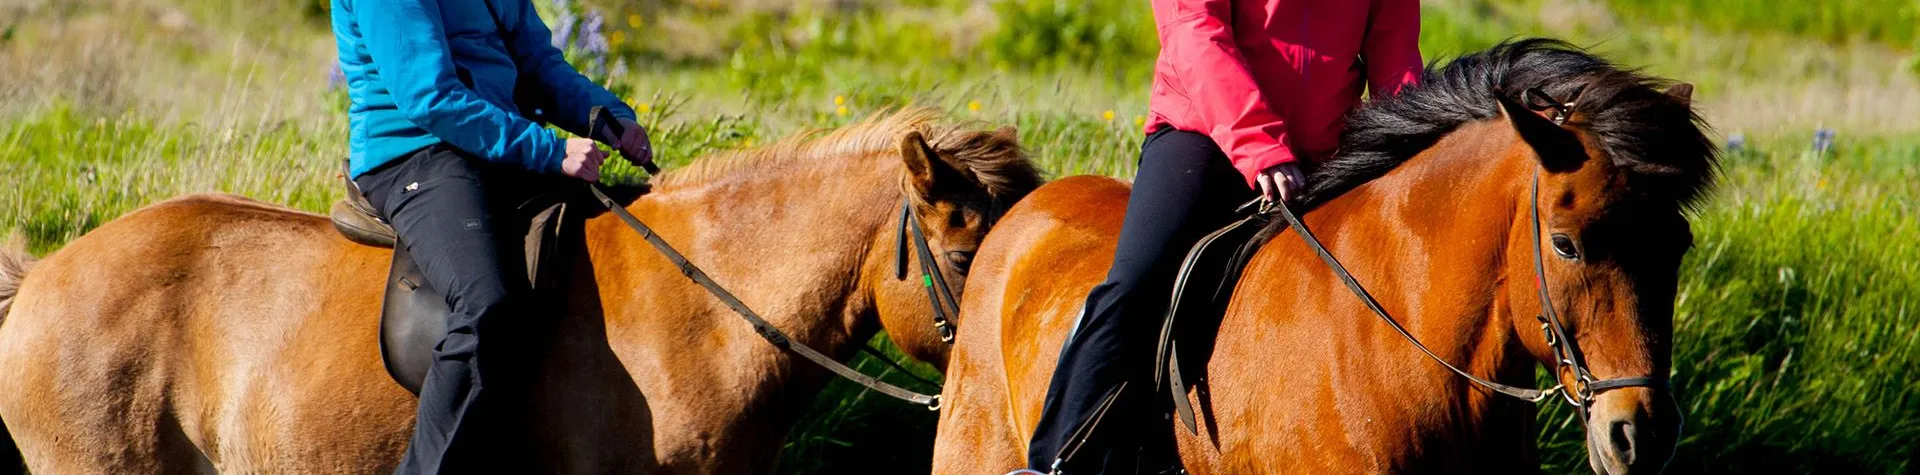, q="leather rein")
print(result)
[577,109,941,409]
[587,185,943,409]
[1268,168,1667,417]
